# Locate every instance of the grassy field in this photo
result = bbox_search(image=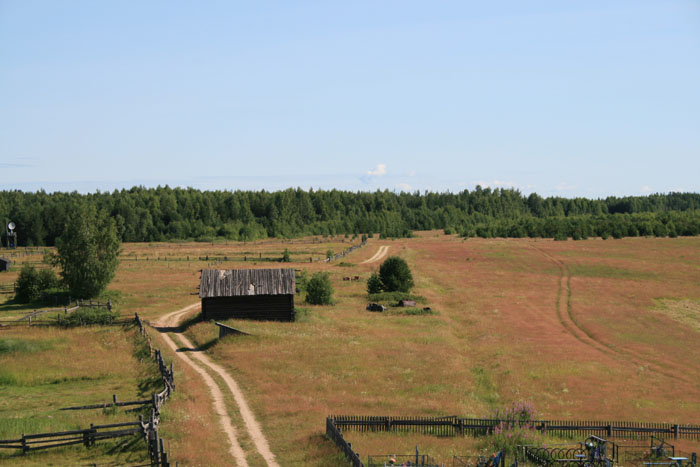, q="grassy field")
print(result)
[0,324,156,465]
[2,234,699,465]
